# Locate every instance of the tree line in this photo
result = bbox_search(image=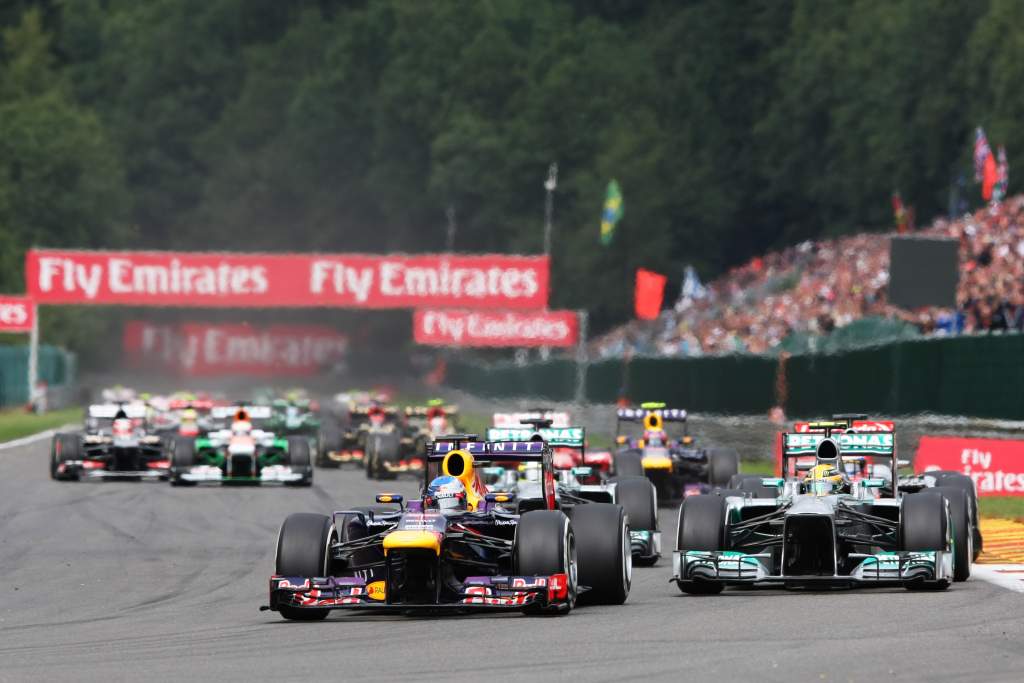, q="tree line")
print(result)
[0,0,1021,360]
